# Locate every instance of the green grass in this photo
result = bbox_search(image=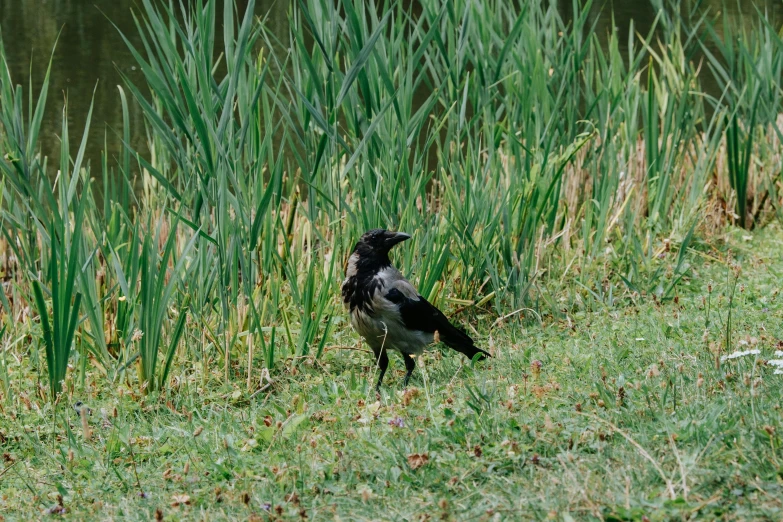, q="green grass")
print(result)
[2,0,783,518]
[2,228,783,519]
